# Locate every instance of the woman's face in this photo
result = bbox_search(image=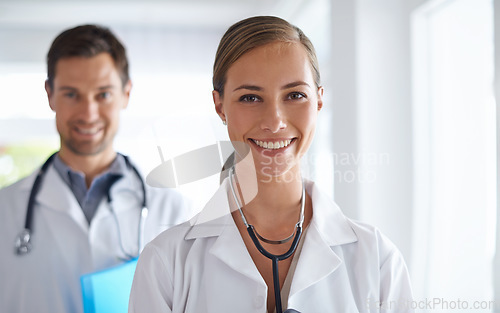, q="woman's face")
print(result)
[213,41,323,180]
